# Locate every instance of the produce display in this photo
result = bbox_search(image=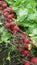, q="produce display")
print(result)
[0,0,37,65]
